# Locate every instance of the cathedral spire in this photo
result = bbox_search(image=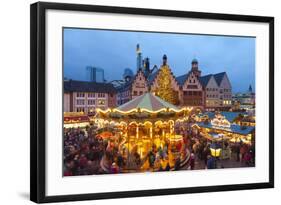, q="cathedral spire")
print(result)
[248,84,253,93]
